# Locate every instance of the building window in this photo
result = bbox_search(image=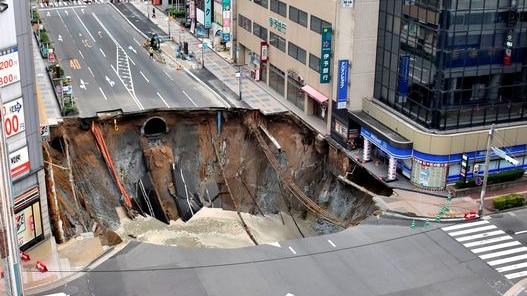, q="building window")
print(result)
[309,54,320,72]
[288,42,306,64]
[270,0,287,17]
[310,15,331,34]
[289,6,308,27]
[254,0,268,9]
[269,64,285,96]
[239,14,252,32]
[253,22,268,41]
[270,32,286,52]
